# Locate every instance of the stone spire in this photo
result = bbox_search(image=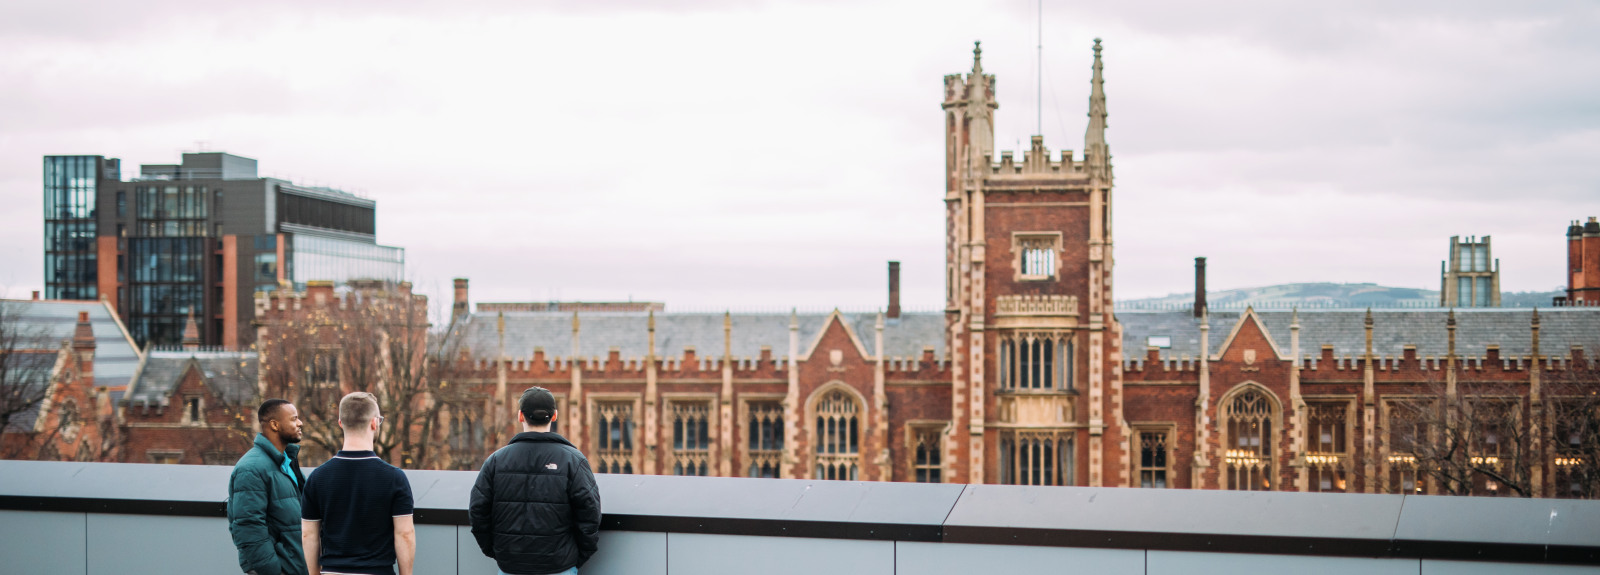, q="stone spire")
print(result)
[1084,38,1112,184]
[182,310,201,351]
[971,40,984,77]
